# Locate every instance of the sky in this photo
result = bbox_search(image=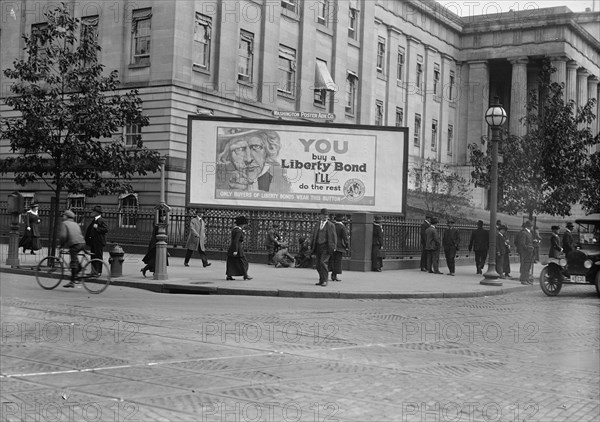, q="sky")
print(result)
[435,0,600,15]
